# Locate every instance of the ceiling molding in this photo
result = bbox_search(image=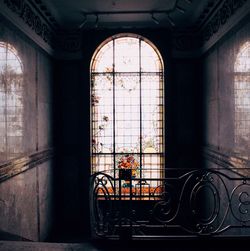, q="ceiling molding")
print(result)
[0,0,249,59]
[3,0,55,43]
[1,0,55,54]
[193,0,221,31]
[1,0,83,57]
[200,0,250,54]
[28,0,59,28]
[172,0,249,57]
[201,0,248,43]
